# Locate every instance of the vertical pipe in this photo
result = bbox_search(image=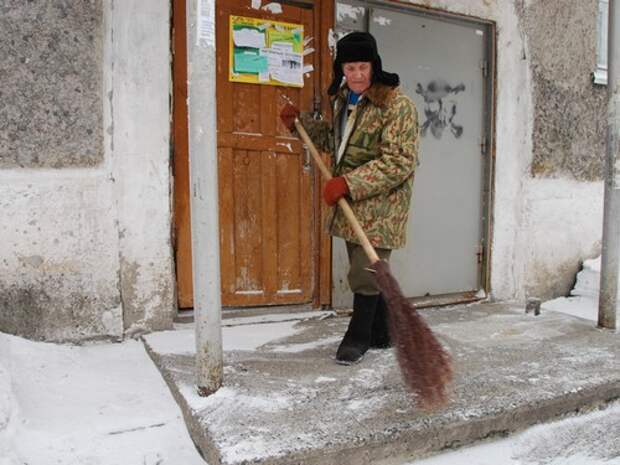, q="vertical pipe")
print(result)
[599,0,619,330]
[187,0,223,394]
